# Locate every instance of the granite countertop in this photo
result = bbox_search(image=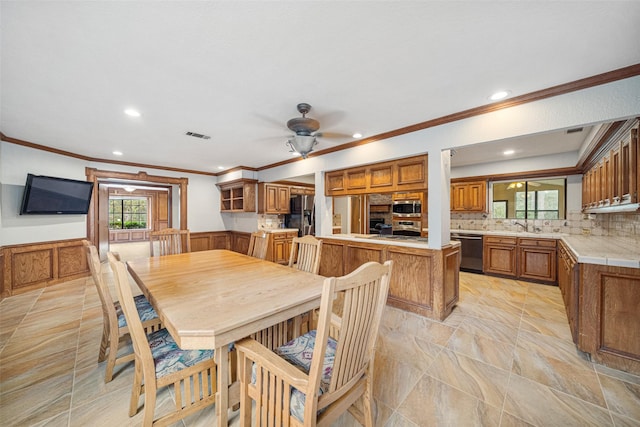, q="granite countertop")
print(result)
[560,235,640,268]
[451,229,639,268]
